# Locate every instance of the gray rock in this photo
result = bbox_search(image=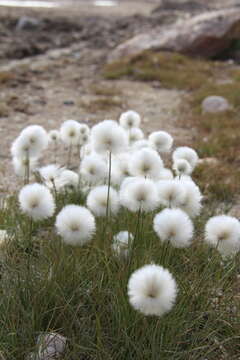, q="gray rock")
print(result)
[201,96,230,113]
[108,8,240,62]
[16,17,41,31]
